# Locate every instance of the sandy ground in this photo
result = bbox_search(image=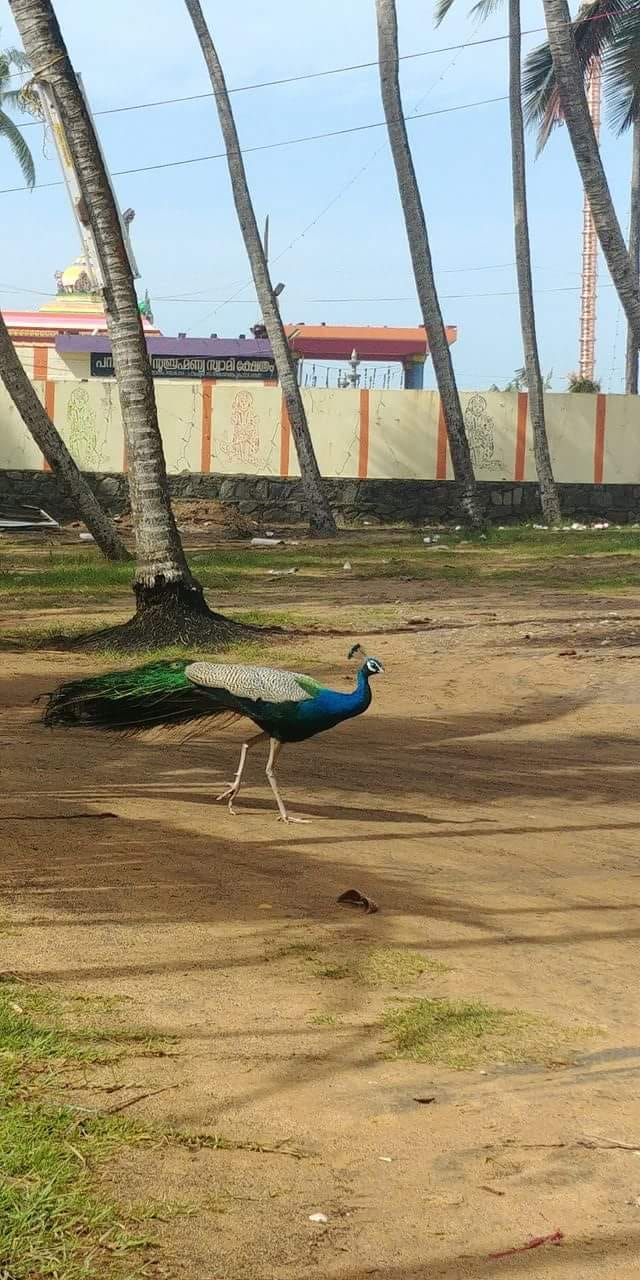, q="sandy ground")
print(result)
[2,587,640,1278]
